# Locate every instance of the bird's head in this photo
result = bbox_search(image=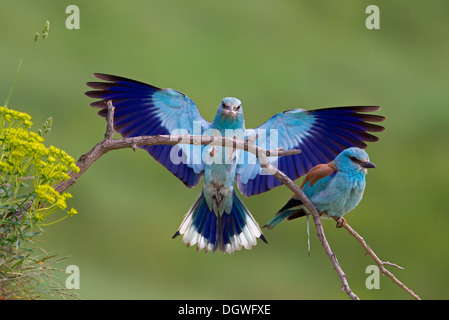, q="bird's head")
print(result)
[218,97,243,119]
[334,147,376,174]
[213,97,244,129]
